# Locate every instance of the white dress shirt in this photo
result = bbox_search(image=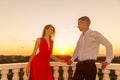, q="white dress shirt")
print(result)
[71,29,114,63]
